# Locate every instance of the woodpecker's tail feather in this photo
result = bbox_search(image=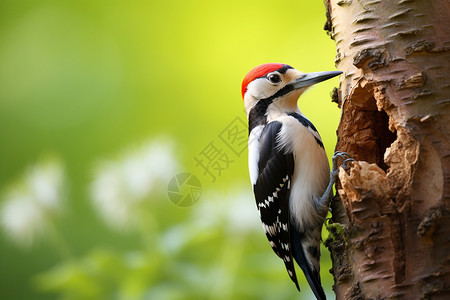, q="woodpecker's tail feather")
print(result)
[290,225,326,300]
